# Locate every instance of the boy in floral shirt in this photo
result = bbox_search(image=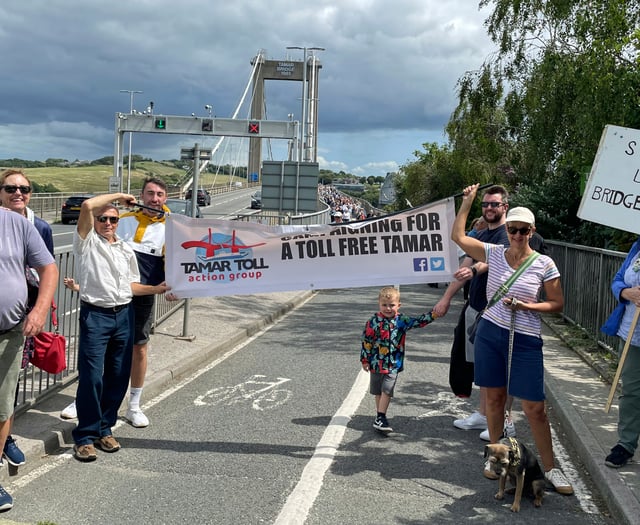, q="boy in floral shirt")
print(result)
[361,286,436,432]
